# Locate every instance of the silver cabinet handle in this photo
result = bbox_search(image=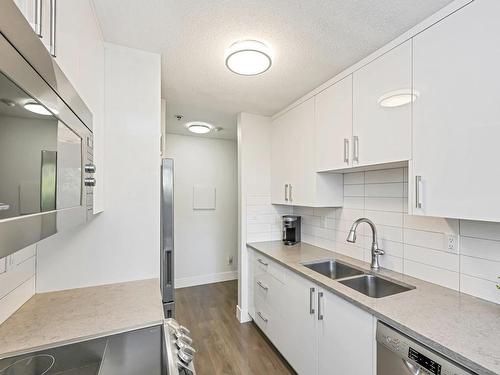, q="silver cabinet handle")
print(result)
[34,0,42,37]
[309,287,315,314]
[285,184,289,202]
[289,184,293,202]
[257,311,268,323]
[256,280,269,291]
[317,292,324,320]
[0,203,10,211]
[257,258,268,267]
[343,138,349,163]
[49,0,57,57]
[415,175,422,209]
[353,136,359,162]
